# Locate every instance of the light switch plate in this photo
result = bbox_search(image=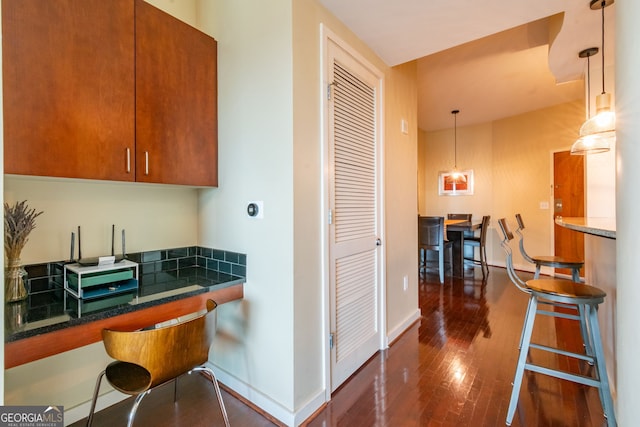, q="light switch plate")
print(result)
[401,119,409,135]
[539,201,549,210]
